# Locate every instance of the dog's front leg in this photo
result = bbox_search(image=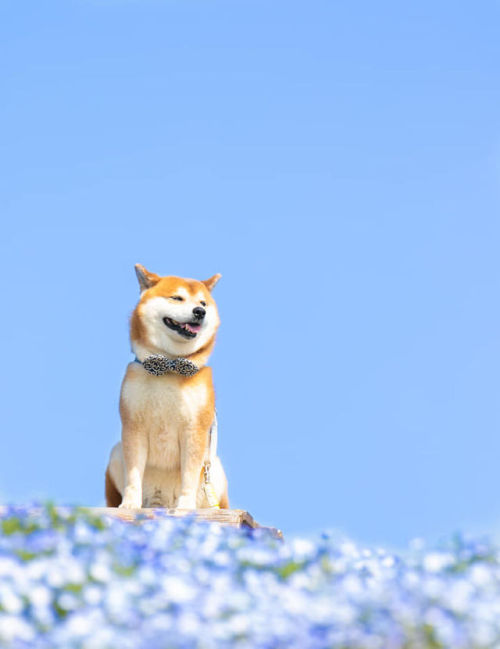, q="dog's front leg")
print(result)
[177,426,206,510]
[119,427,147,509]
